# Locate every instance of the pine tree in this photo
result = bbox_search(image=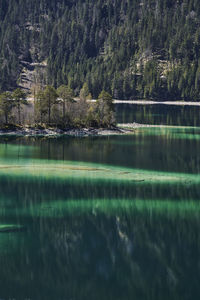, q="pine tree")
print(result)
[0,92,13,124]
[57,85,74,124]
[43,86,58,124]
[12,88,27,124]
